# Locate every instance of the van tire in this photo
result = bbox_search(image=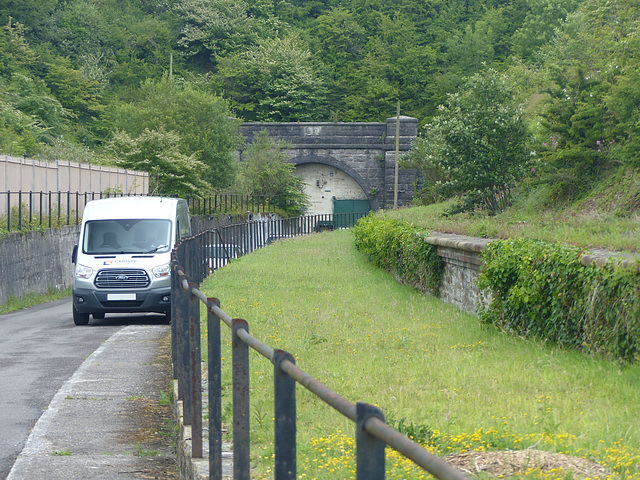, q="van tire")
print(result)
[73,305,90,326]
